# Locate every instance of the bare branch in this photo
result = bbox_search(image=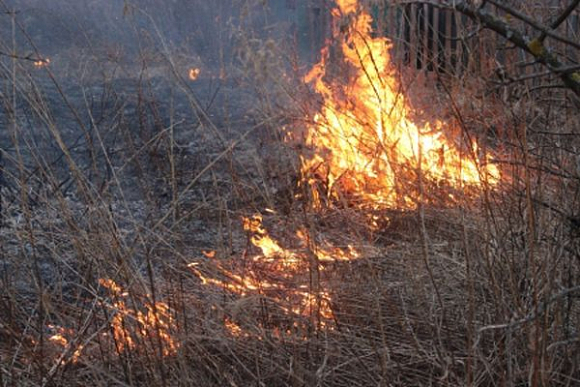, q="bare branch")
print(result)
[0,50,46,63]
[473,285,580,349]
[486,0,580,51]
[538,0,580,43]
[449,1,580,97]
